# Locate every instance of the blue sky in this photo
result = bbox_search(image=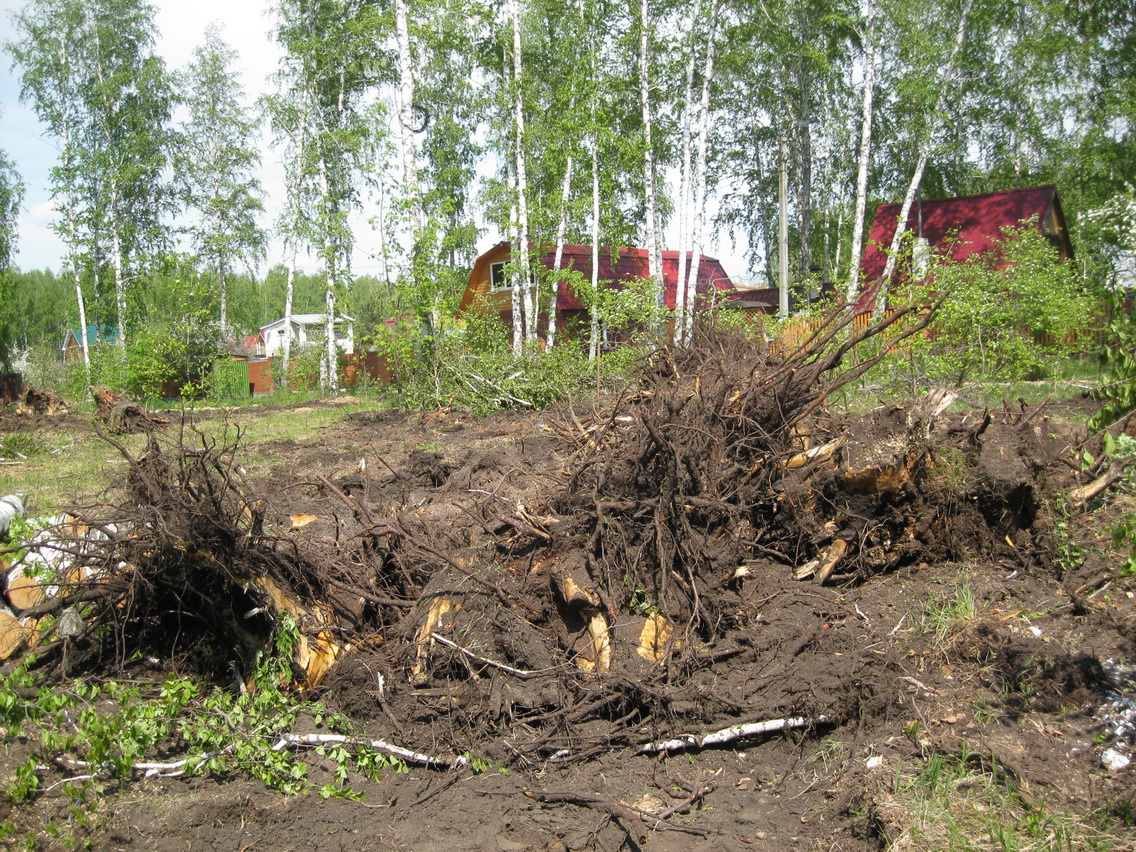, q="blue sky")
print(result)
[0,0,285,272]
